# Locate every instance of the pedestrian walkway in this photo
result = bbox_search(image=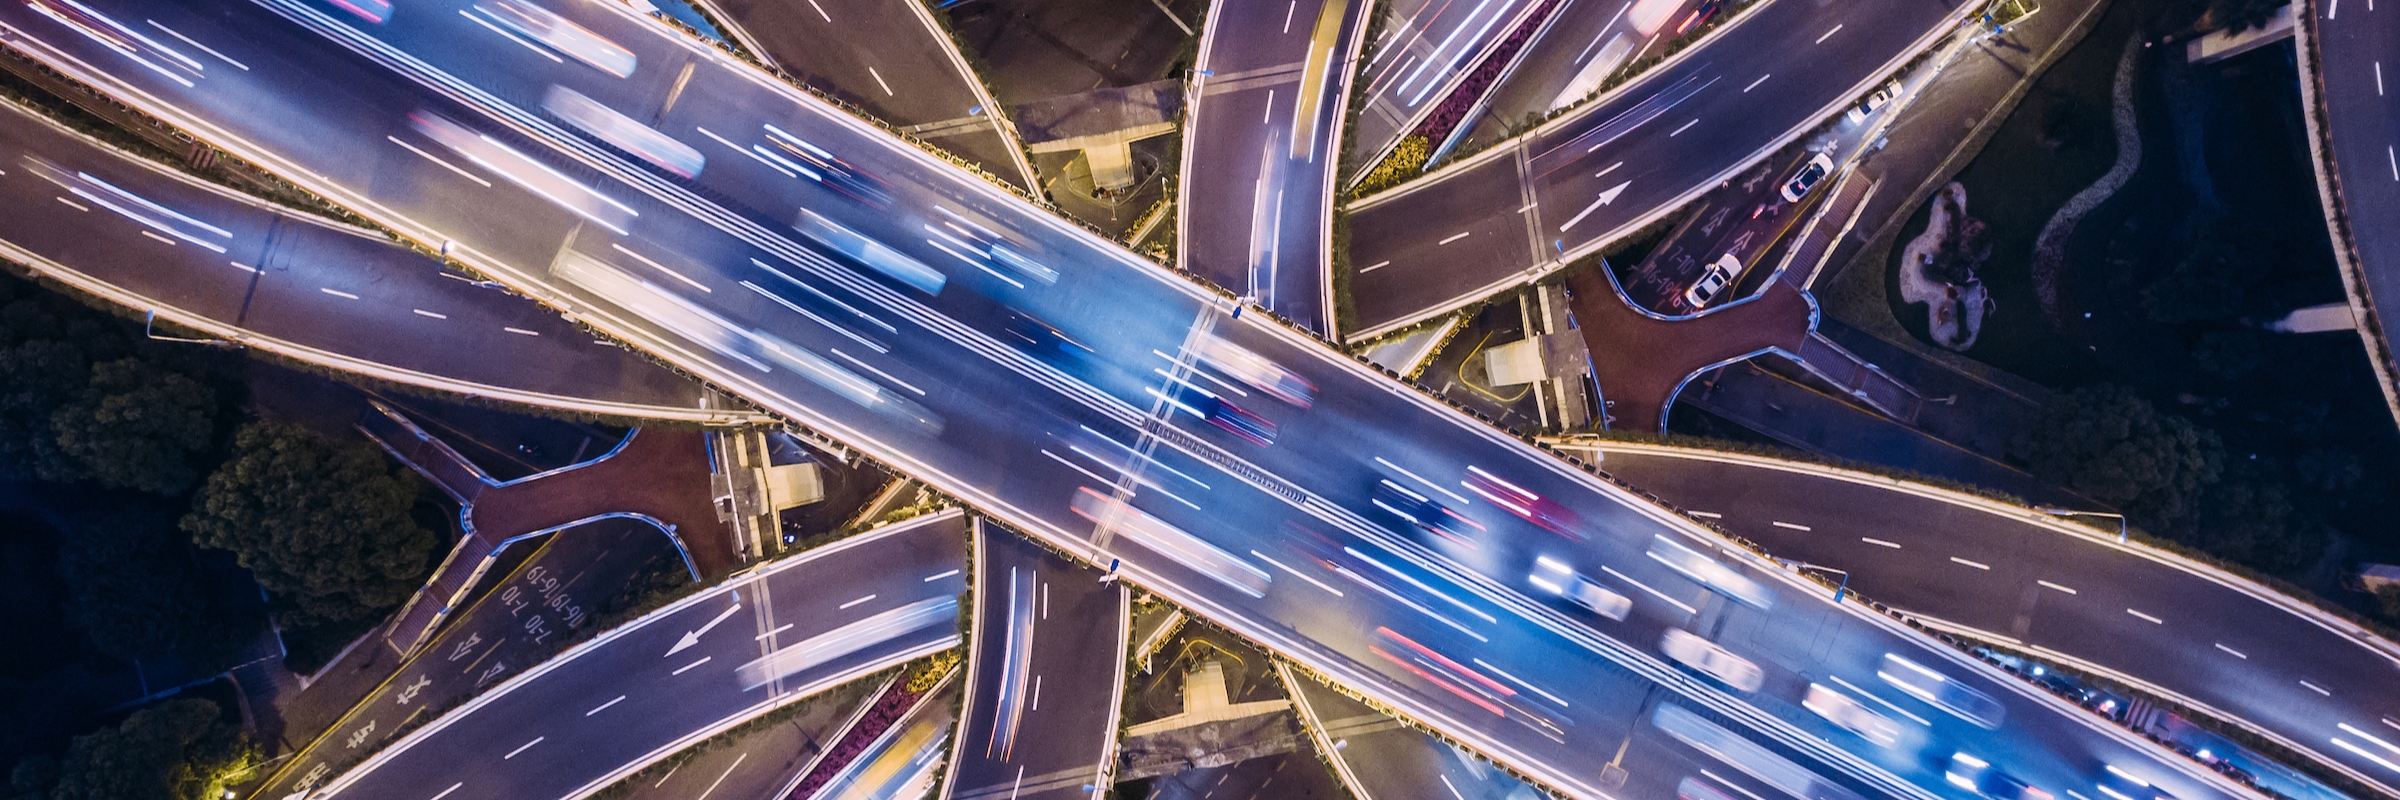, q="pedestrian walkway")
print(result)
[1563,264,1819,431]
[357,402,732,657]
